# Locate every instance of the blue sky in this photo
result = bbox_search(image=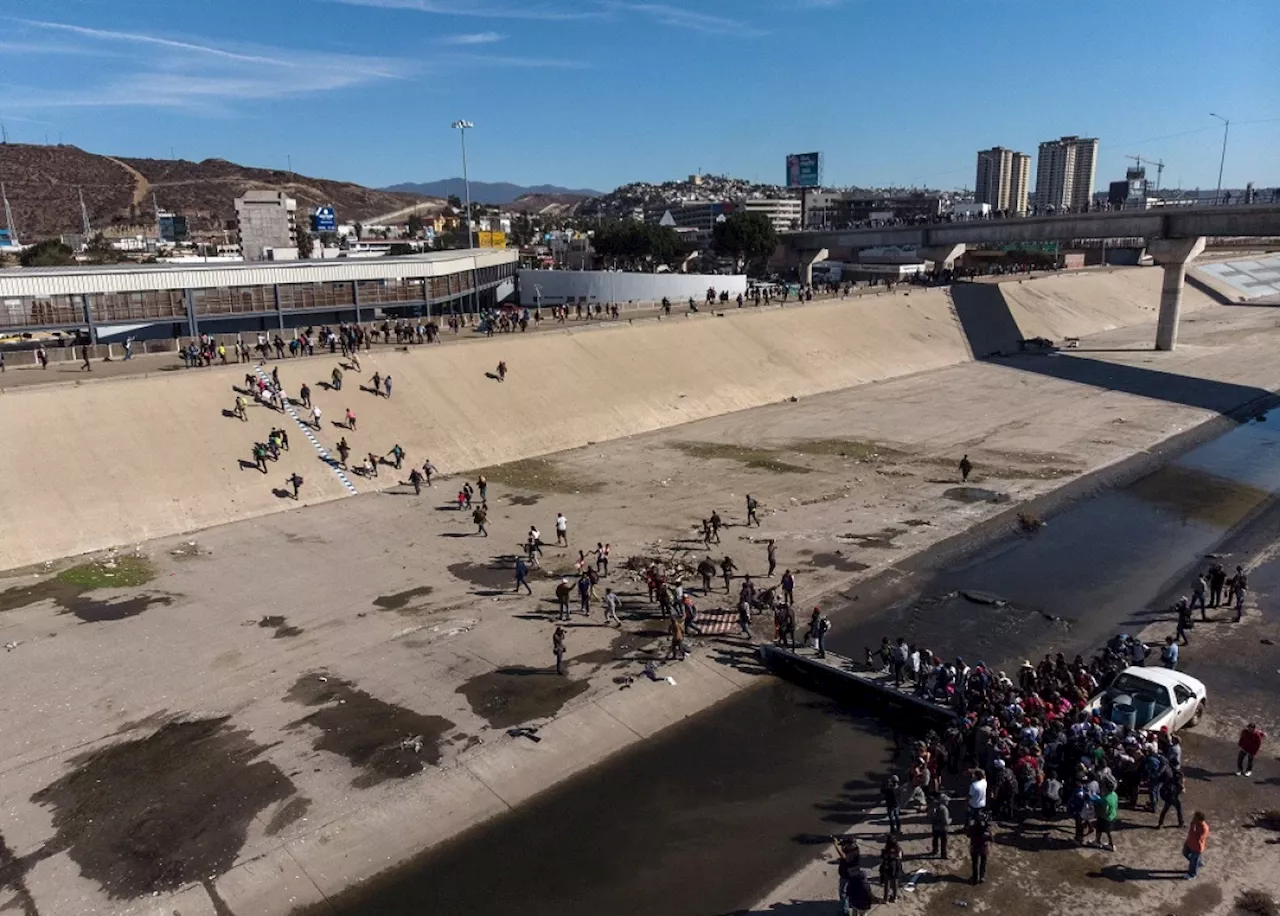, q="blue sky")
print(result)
[1,0,1276,193]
